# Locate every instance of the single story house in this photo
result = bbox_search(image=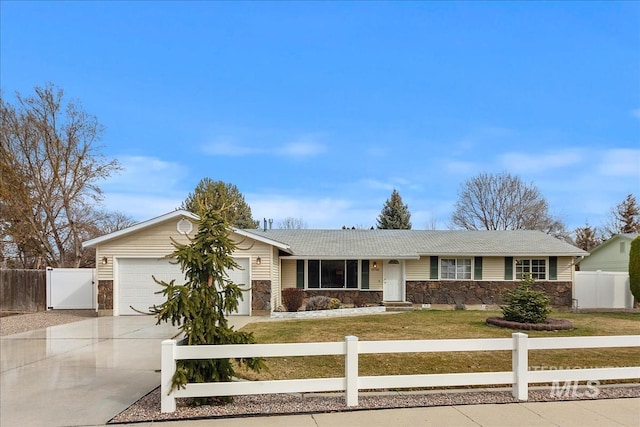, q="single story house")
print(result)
[83,210,589,316]
[576,233,639,273]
